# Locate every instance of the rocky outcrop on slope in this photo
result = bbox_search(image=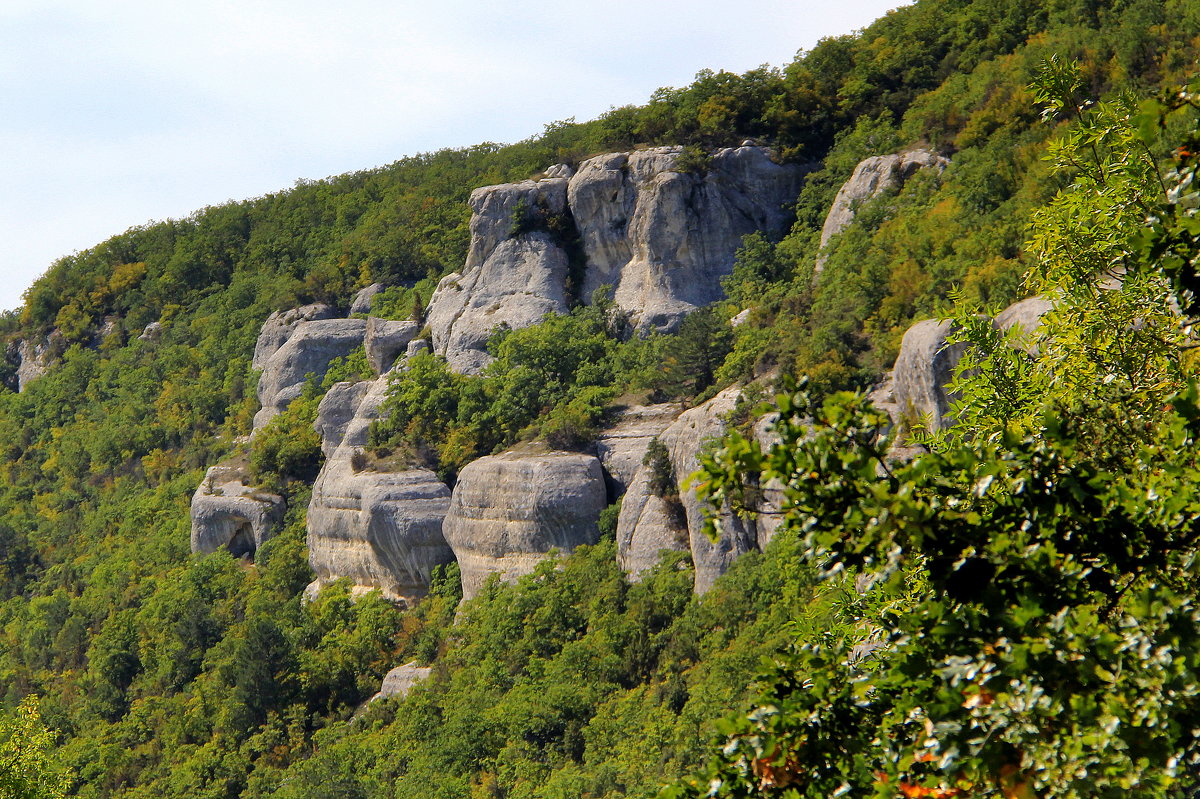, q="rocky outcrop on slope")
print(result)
[569,146,804,334]
[426,146,805,373]
[616,386,758,592]
[593,404,683,494]
[251,303,338,371]
[366,318,419,375]
[253,318,367,431]
[306,374,455,604]
[427,178,573,373]
[442,450,607,600]
[816,149,948,276]
[350,283,386,315]
[190,464,285,558]
[889,295,1051,433]
[367,662,432,704]
[5,332,65,392]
